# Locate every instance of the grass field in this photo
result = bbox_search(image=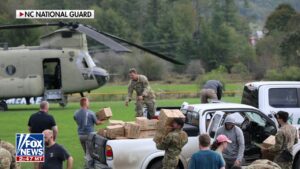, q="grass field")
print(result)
[0,96,240,169]
[93,82,244,93]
